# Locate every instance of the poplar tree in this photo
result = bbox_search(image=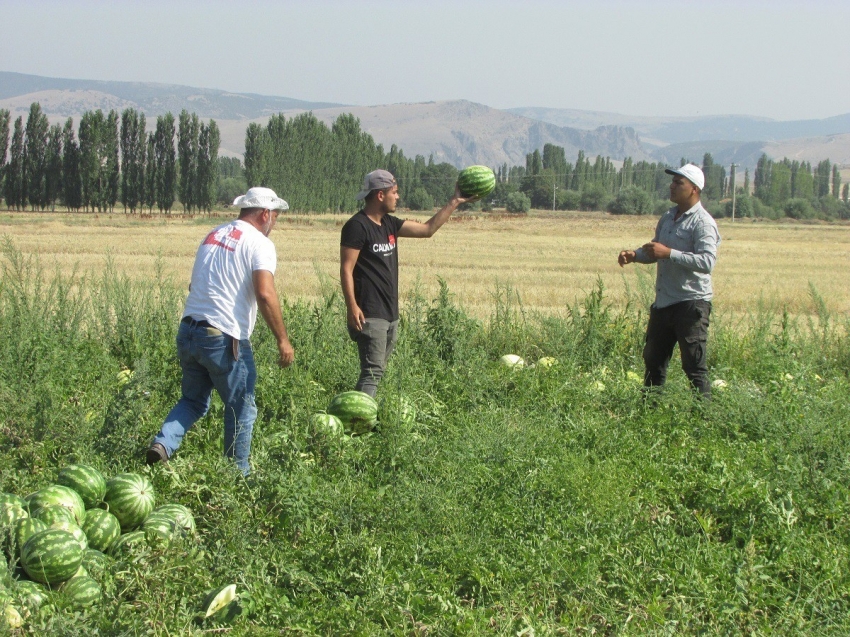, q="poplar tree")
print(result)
[243,122,268,188]
[62,118,82,212]
[144,132,156,213]
[155,113,176,213]
[24,102,49,209]
[79,110,105,211]
[104,110,120,212]
[831,165,841,199]
[0,109,9,196]
[4,117,24,210]
[44,124,63,210]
